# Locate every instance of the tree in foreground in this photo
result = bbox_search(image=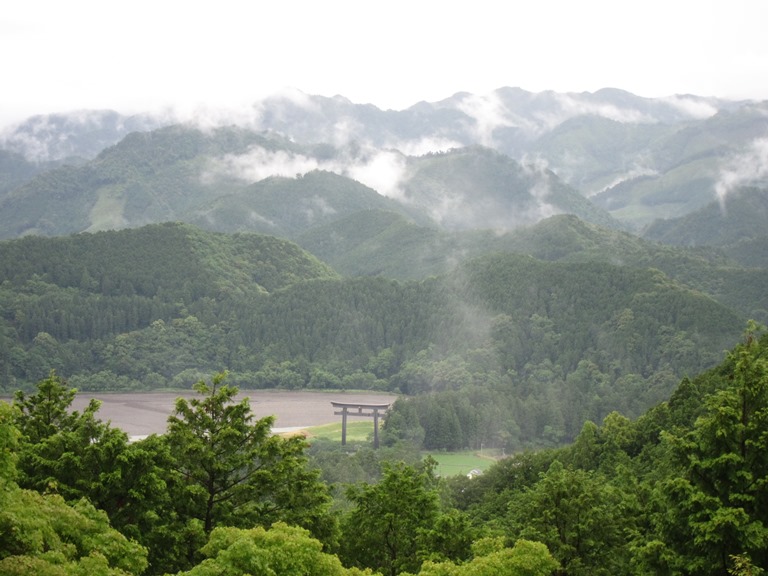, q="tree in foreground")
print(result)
[12,370,130,505]
[164,372,336,543]
[0,401,148,575]
[641,323,768,574]
[408,537,559,576]
[340,460,442,576]
[172,522,372,576]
